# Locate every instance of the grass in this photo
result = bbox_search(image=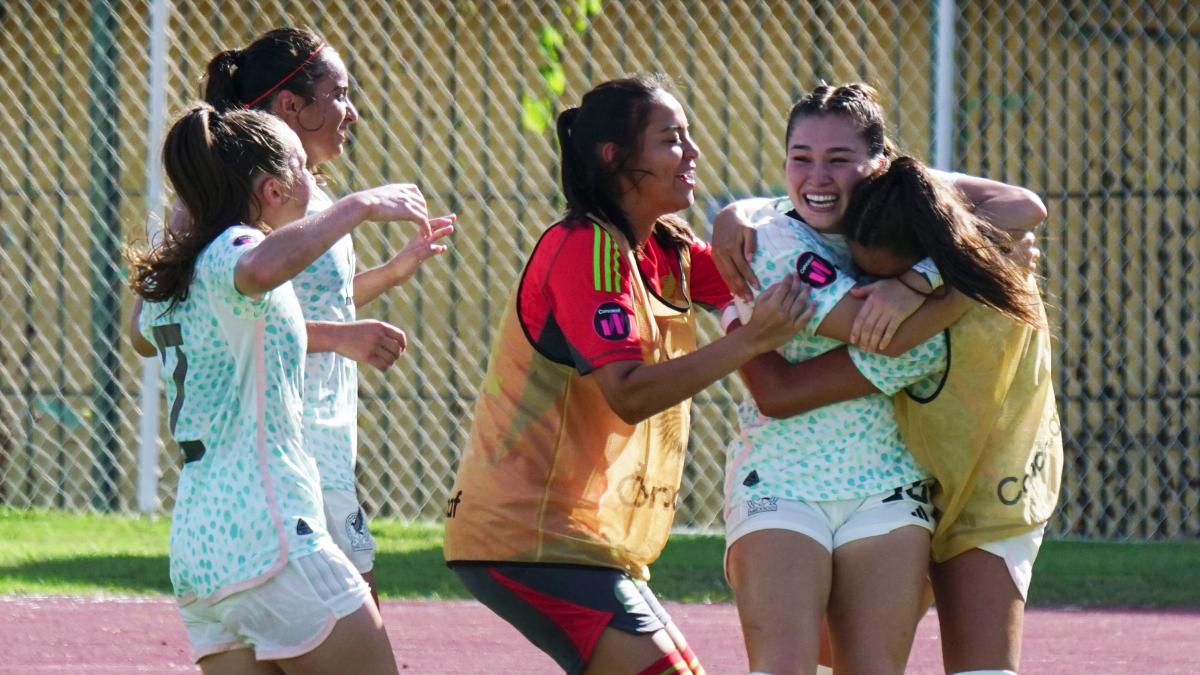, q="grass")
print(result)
[1,509,1198,608]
